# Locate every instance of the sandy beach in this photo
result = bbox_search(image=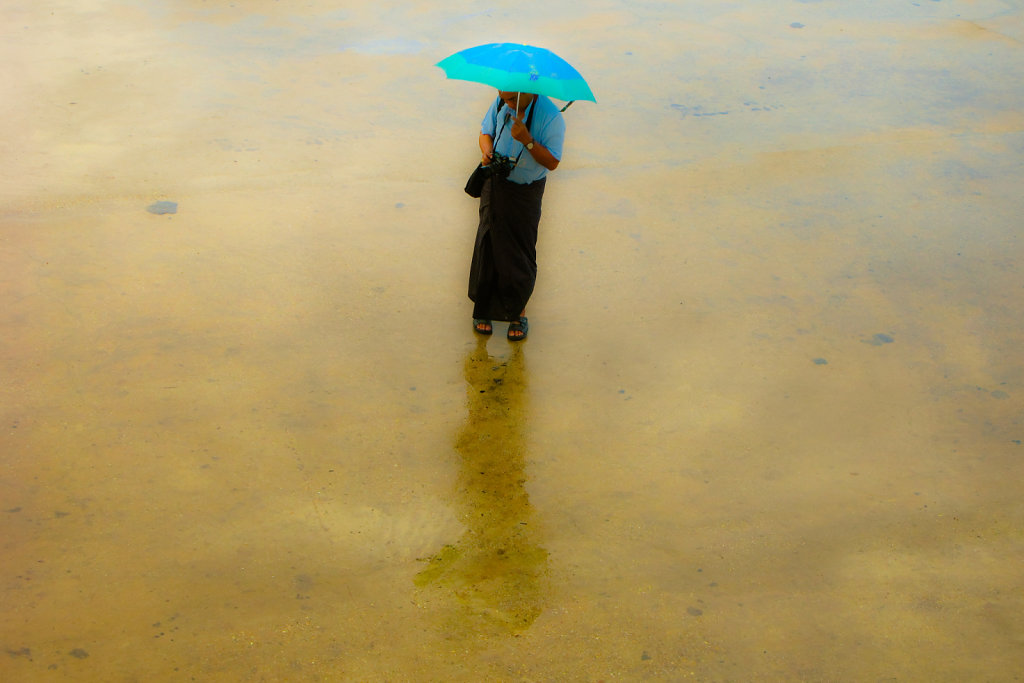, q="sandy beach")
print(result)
[2,1,1023,680]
